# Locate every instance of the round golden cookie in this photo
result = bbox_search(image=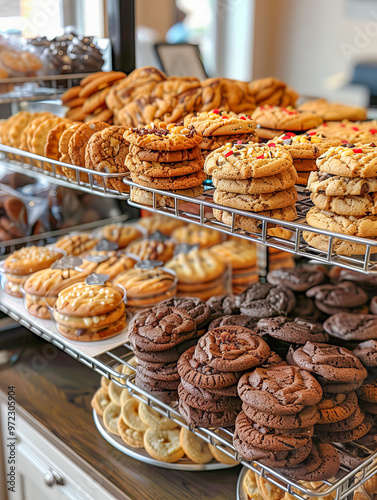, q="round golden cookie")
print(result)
[213,186,298,212]
[210,239,257,269]
[184,110,256,137]
[165,248,225,284]
[124,122,202,151]
[53,301,125,330]
[117,416,144,448]
[126,155,203,178]
[2,245,63,275]
[139,402,178,430]
[130,170,204,192]
[303,230,377,256]
[299,98,367,122]
[172,223,223,249]
[126,238,175,263]
[179,427,213,464]
[7,112,35,148]
[121,356,138,376]
[58,123,82,166]
[307,171,377,197]
[120,389,132,405]
[83,86,112,114]
[108,381,123,406]
[204,143,293,179]
[143,428,184,463]
[91,387,110,416]
[252,105,323,131]
[311,192,377,217]
[57,315,126,342]
[255,474,285,500]
[136,215,184,236]
[45,121,74,174]
[100,224,142,248]
[270,132,342,159]
[212,165,298,194]
[121,399,148,432]
[25,113,55,152]
[31,117,67,158]
[103,402,121,435]
[61,86,80,103]
[317,145,377,178]
[306,206,377,238]
[130,185,204,209]
[213,205,297,233]
[0,111,28,146]
[79,71,126,98]
[208,442,239,465]
[65,106,86,122]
